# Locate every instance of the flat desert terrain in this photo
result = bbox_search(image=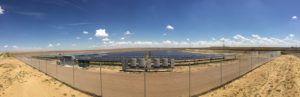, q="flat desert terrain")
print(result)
[0,53,91,97]
[200,55,300,97]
